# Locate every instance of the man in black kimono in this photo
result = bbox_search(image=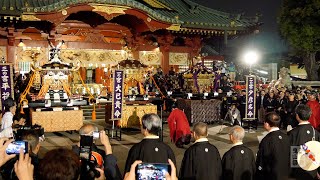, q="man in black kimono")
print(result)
[256,112,290,180]
[124,113,176,177]
[288,104,320,179]
[179,122,222,180]
[222,125,255,180]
